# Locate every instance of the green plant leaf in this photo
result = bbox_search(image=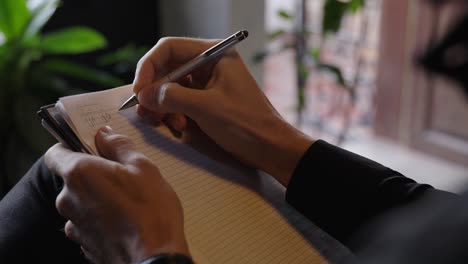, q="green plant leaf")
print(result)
[40,27,107,54]
[318,63,346,87]
[252,50,270,64]
[350,0,365,13]
[322,0,348,34]
[0,42,6,58]
[298,62,309,83]
[41,59,123,87]
[298,87,306,112]
[25,0,60,37]
[323,0,366,34]
[281,43,295,50]
[278,10,294,20]
[97,44,148,66]
[0,0,30,40]
[17,44,42,72]
[252,42,295,64]
[268,29,286,40]
[309,48,321,61]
